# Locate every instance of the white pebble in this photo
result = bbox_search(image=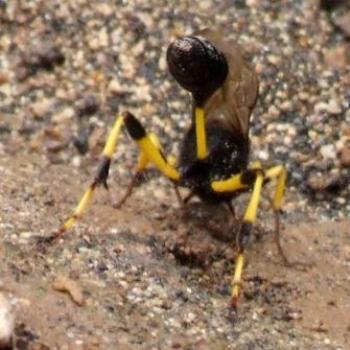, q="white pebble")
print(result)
[320,144,336,159]
[314,102,328,113]
[19,231,34,239]
[0,293,15,349]
[108,79,122,94]
[326,100,342,115]
[71,156,81,168]
[257,150,269,161]
[52,107,75,124]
